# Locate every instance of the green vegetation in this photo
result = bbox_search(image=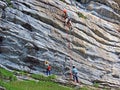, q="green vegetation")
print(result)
[0,67,104,90]
[60,0,65,2]
[18,71,29,76]
[80,86,89,90]
[93,82,99,88]
[0,80,73,90]
[77,12,87,19]
[0,67,73,90]
[5,0,13,7]
[0,68,17,81]
[31,74,56,81]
